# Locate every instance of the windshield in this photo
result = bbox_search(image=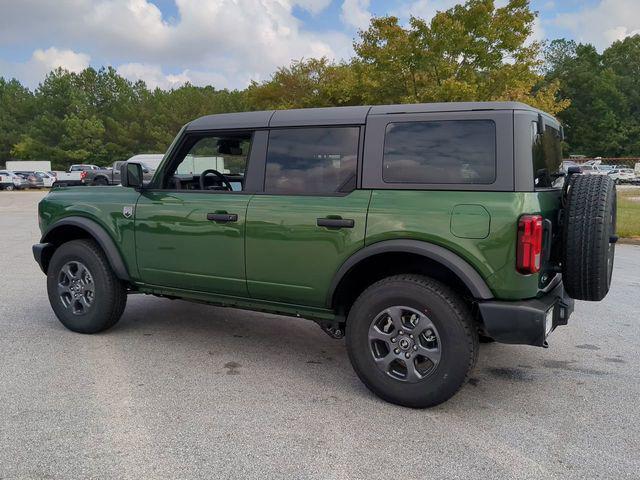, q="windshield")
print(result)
[140,158,162,171]
[532,121,563,188]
